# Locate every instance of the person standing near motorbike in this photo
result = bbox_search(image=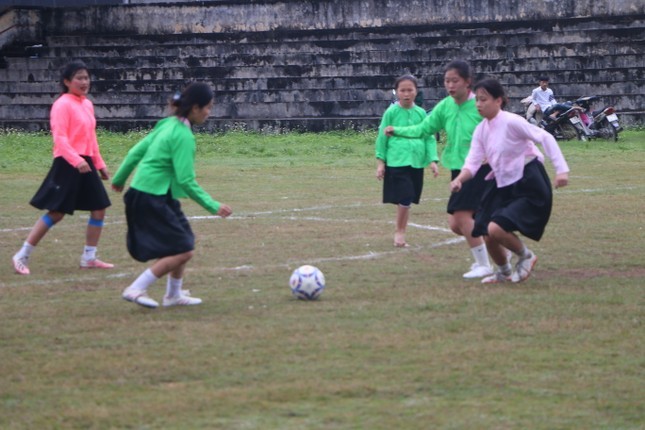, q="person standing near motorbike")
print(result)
[526,77,557,124]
